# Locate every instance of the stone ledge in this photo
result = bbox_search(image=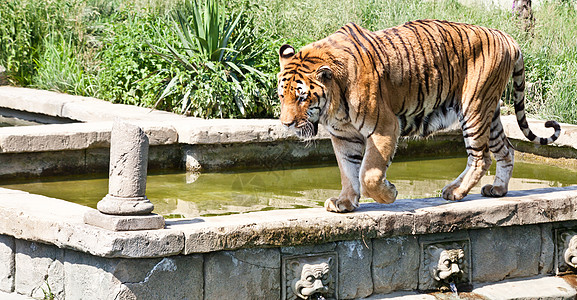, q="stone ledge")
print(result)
[0,188,184,258]
[1,86,576,157]
[368,275,577,299]
[502,115,577,152]
[0,86,183,122]
[0,186,575,258]
[0,121,178,153]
